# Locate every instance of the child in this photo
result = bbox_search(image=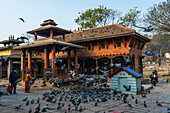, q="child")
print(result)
[25,71,32,93]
